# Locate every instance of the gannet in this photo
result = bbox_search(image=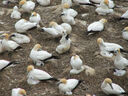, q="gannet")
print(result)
[29,12,41,26]
[37,0,50,6]
[97,38,126,58]
[11,6,21,19]
[101,78,126,95]
[10,33,30,44]
[30,44,59,66]
[63,3,78,18]
[120,10,128,20]
[61,0,72,7]
[61,12,76,25]
[58,78,82,95]
[15,19,37,33]
[12,88,26,96]
[70,54,85,74]
[0,60,18,71]
[87,18,107,35]
[19,0,35,12]
[27,65,58,85]
[49,21,65,35]
[60,23,72,34]
[56,31,71,54]
[95,0,113,15]
[122,27,128,40]
[0,33,21,52]
[113,69,126,76]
